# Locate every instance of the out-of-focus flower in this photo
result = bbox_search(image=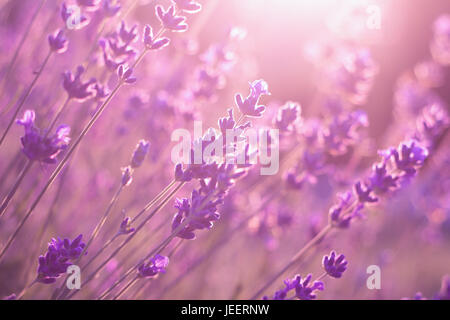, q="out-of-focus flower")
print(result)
[76,0,101,11]
[172,0,202,14]
[322,251,348,278]
[143,25,170,50]
[119,21,138,44]
[121,166,133,186]
[431,14,450,66]
[48,29,68,54]
[103,0,121,17]
[414,60,445,88]
[274,101,301,132]
[63,65,96,101]
[131,140,150,168]
[235,80,270,118]
[16,110,70,164]
[435,275,450,300]
[138,254,169,278]
[156,5,188,32]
